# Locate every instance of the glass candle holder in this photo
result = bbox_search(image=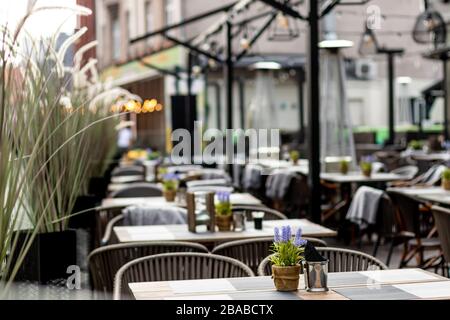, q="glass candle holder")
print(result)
[304,260,329,292]
[251,211,265,230]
